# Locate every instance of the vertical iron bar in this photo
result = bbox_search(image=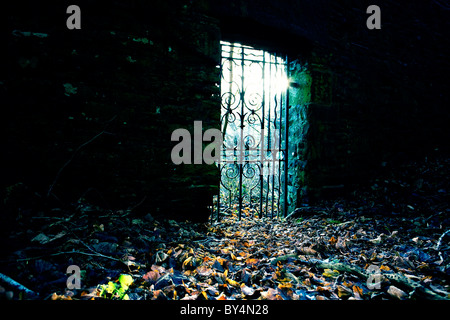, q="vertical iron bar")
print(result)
[283,57,289,218]
[265,60,273,219]
[217,164,221,221]
[217,49,224,222]
[271,55,278,220]
[278,71,283,219]
[276,58,283,219]
[238,46,246,221]
[259,52,266,219]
